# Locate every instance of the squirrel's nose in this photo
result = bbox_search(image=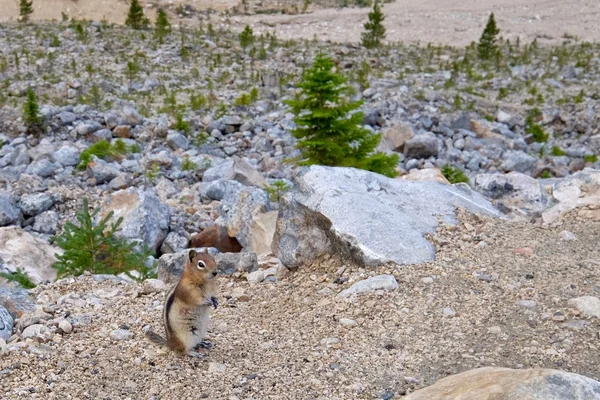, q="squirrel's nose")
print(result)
[212,271,218,277]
